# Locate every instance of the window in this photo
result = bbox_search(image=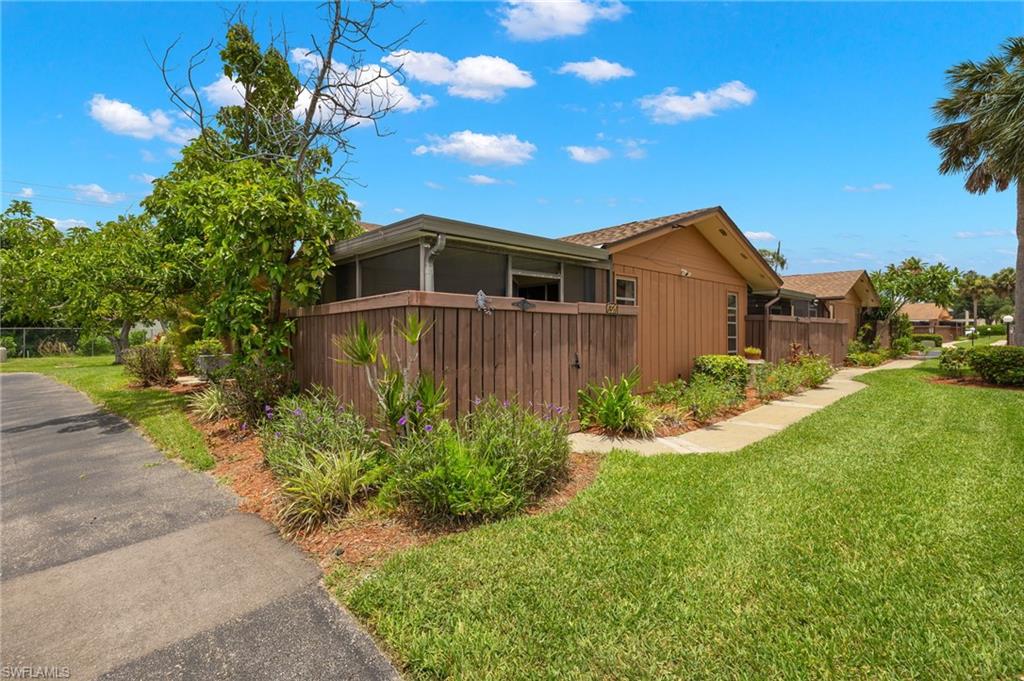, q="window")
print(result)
[727,292,739,355]
[615,276,637,306]
[359,247,420,297]
[434,246,507,296]
[511,255,561,301]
